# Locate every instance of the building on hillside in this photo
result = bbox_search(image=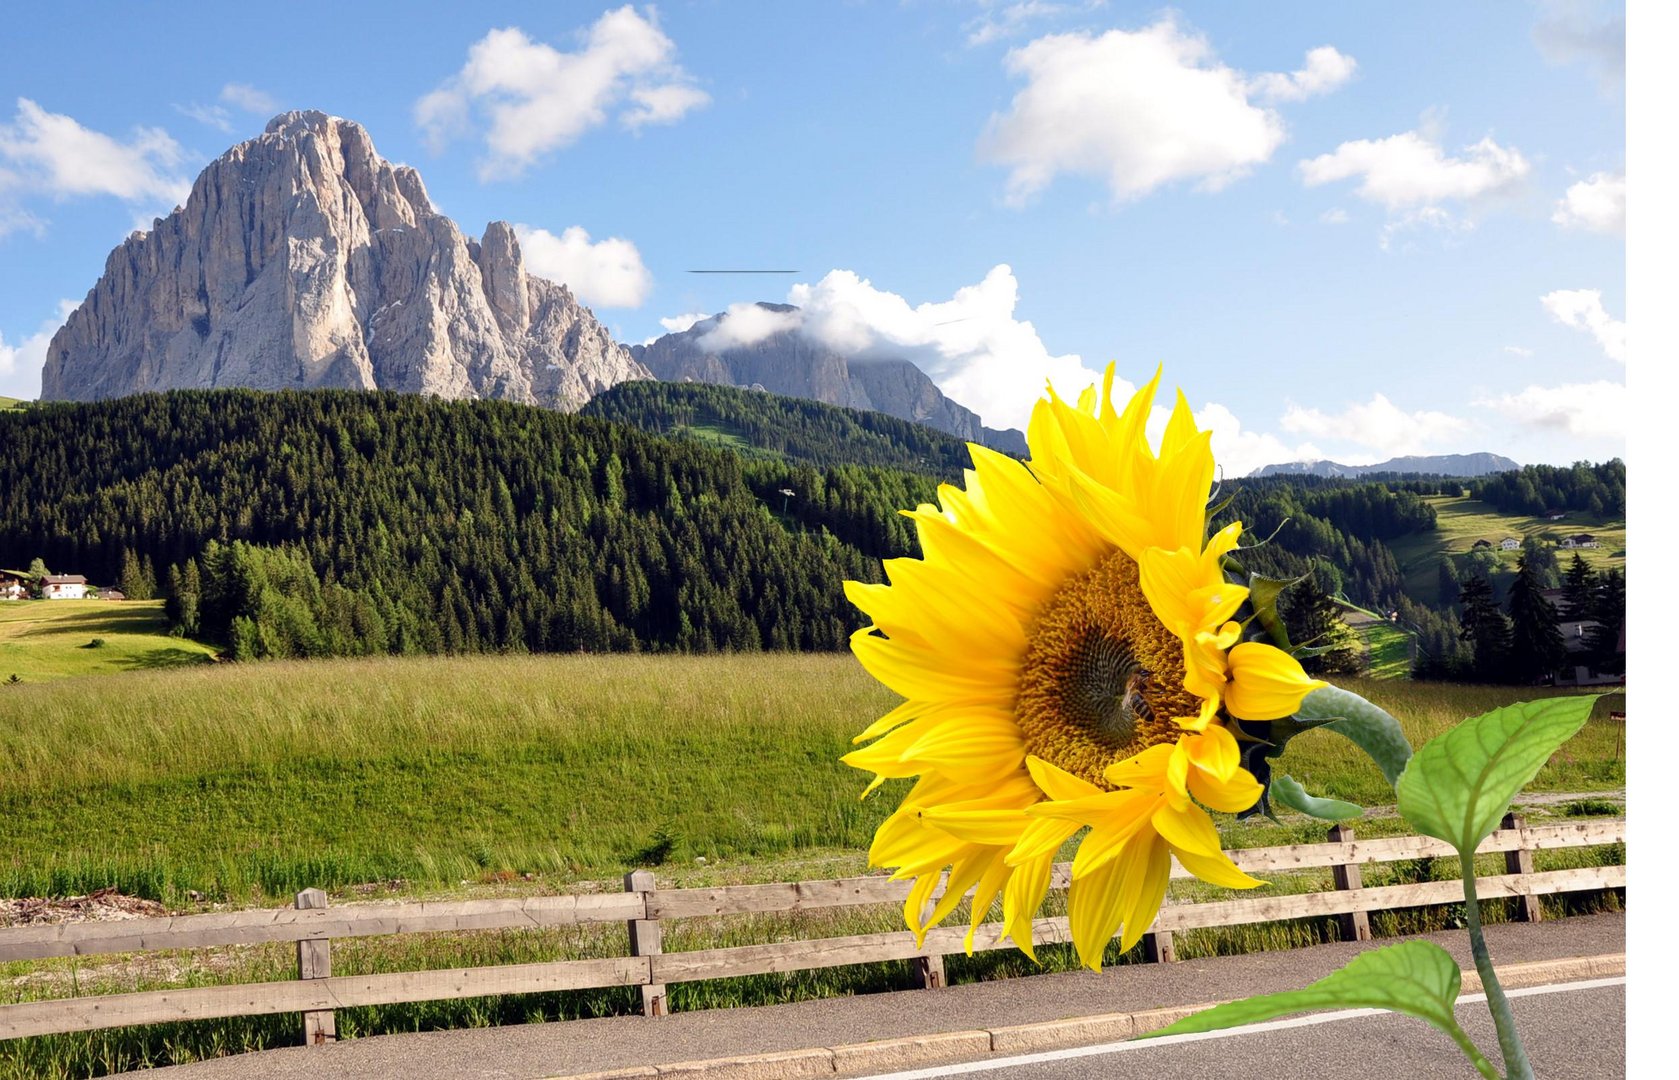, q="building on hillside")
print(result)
[1499,537,1521,551]
[1473,539,1493,550]
[0,571,27,601]
[41,574,88,600]
[101,588,128,602]
[1572,534,1600,549]
[1544,510,1567,521]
